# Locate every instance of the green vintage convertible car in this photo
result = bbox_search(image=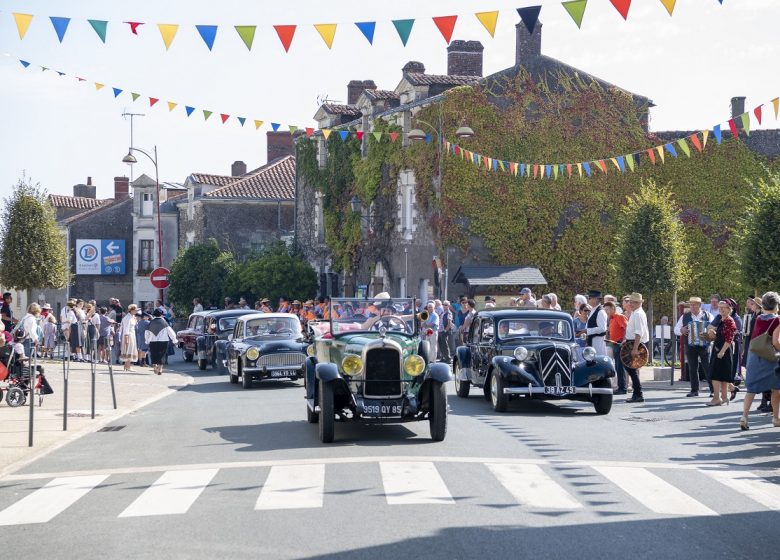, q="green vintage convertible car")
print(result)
[304,296,452,443]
